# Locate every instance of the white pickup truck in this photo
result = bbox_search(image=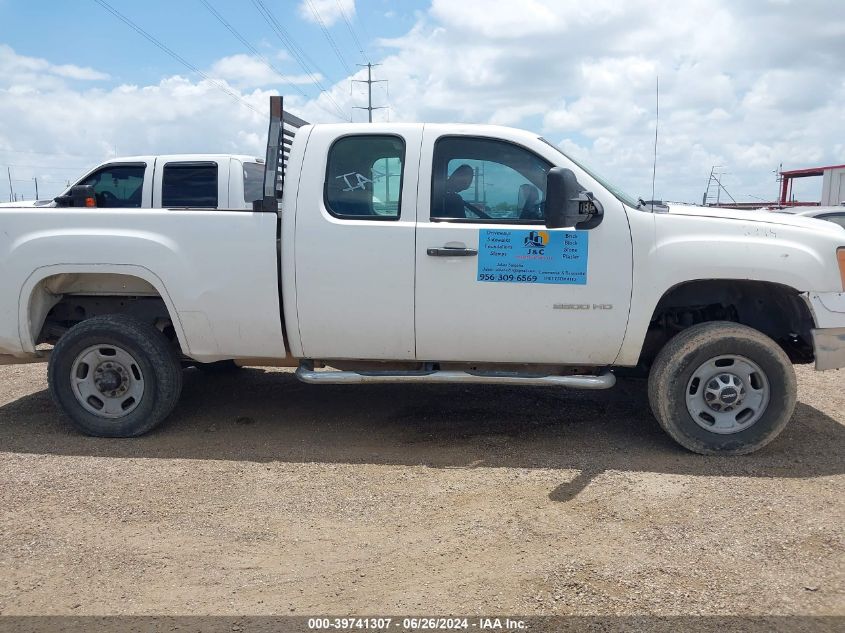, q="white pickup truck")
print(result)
[1,97,843,455]
[0,153,267,210]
